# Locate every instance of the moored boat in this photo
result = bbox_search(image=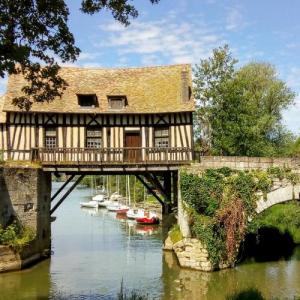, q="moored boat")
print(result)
[126,208,145,220]
[80,200,99,208]
[136,217,160,225]
[136,211,160,225]
[115,205,130,214]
